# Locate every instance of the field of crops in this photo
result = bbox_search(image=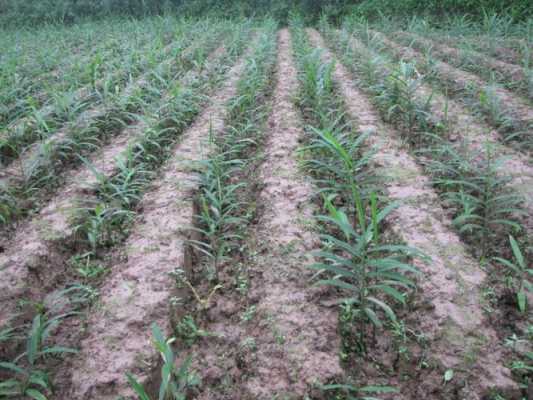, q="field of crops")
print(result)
[0,13,531,400]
